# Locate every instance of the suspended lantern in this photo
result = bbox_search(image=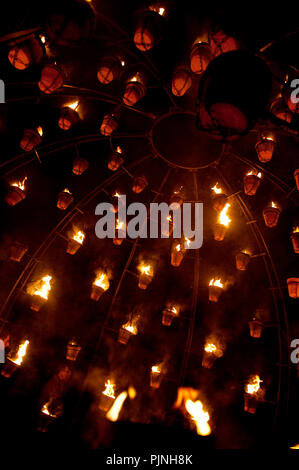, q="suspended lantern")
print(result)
[5,177,27,206]
[9,241,28,262]
[138,263,153,289]
[97,56,123,85]
[243,170,262,196]
[90,272,110,301]
[150,365,163,389]
[214,203,231,241]
[244,375,264,414]
[202,340,224,368]
[235,251,251,271]
[118,318,138,344]
[123,73,146,107]
[72,156,89,175]
[255,135,275,163]
[208,278,224,302]
[270,96,292,123]
[132,175,148,194]
[58,101,80,130]
[248,318,264,338]
[294,169,299,190]
[46,0,95,46]
[263,202,281,228]
[57,188,74,210]
[108,146,124,171]
[8,36,43,70]
[38,64,64,94]
[190,40,212,75]
[170,186,184,208]
[100,113,119,136]
[291,227,299,254]
[99,379,116,412]
[27,275,52,311]
[20,127,43,152]
[171,240,187,267]
[209,29,239,57]
[172,65,192,97]
[66,229,85,254]
[287,278,299,299]
[113,219,126,245]
[197,51,272,139]
[162,304,179,326]
[37,400,61,432]
[133,7,166,51]
[211,183,227,212]
[66,338,81,361]
[1,340,29,378]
